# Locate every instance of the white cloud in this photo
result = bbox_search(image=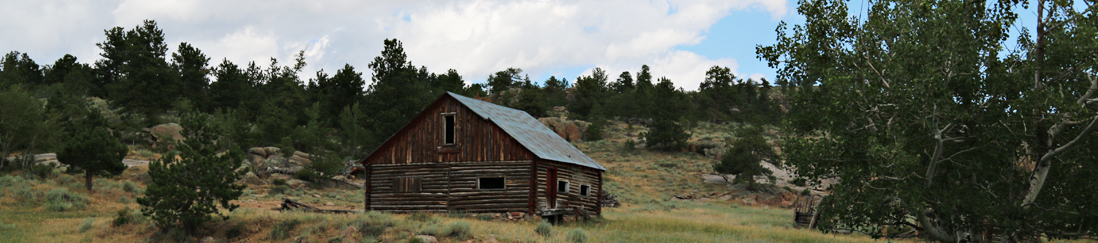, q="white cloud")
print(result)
[194,27,280,67]
[0,0,788,90]
[588,50,739,91]
[390,0,785,89]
